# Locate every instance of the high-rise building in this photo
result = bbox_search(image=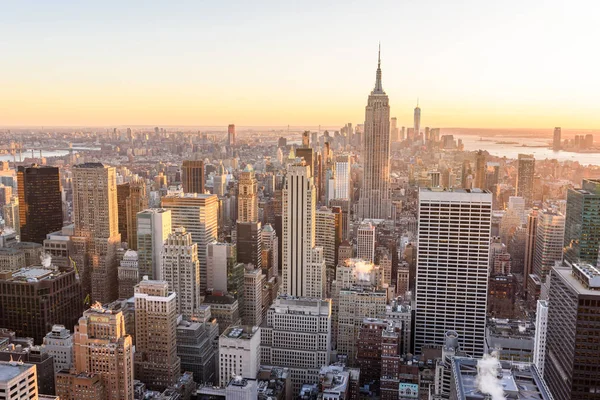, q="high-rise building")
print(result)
[553,127,561,151]
[228,124,236,147]
[357,221,376,263]
[176,312,219,384]
[474,150,486,189]
[161,193,218,294]
[415,188,492,357]
[236,221,262,270]
[43,324,74,375]
[282,163,326,298]
[334,155,351,200]
[524,208,539,292]
[137,208,172,280]
[206,241,244,302]
[117,183,130,242]
[125,179,147,251]
[357,48,392,220]
[117,249,139,299]
[261,224,279,279]
[544,263,600,400]
[218,326,261,386]
[55,371,106,400]
[133,278,180,391]
[315,206,342,291]
[260,297,331,393]
[414,102,421,140]
[0,361,38,400]
[73,304,134,400]
[533,300,548,377]
[516,154,535,207]
[17,165,63,244]
[0,266,82,344]
[162,227,201,319]
[182,160,205,194]
[71,163,121,303]
[564,179,600,265]
[390,117,399,142]
[213,162,227,197]
[242,268,265,326]
[532,209,565,281]
[237,165,258,223]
